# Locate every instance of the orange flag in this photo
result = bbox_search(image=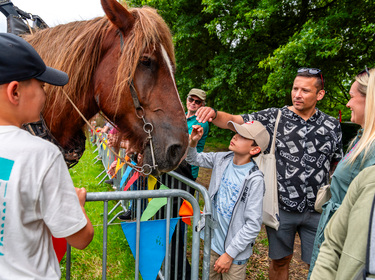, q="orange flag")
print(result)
[115,158,125,176]
[179,200,194,226]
